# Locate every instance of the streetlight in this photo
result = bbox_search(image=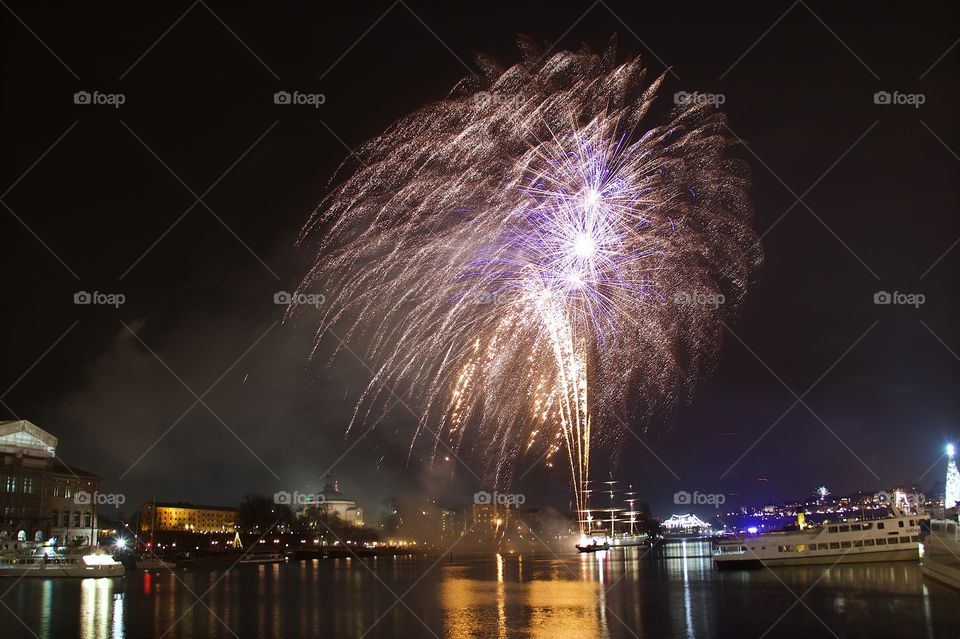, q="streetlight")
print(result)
[948,443,956,458]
